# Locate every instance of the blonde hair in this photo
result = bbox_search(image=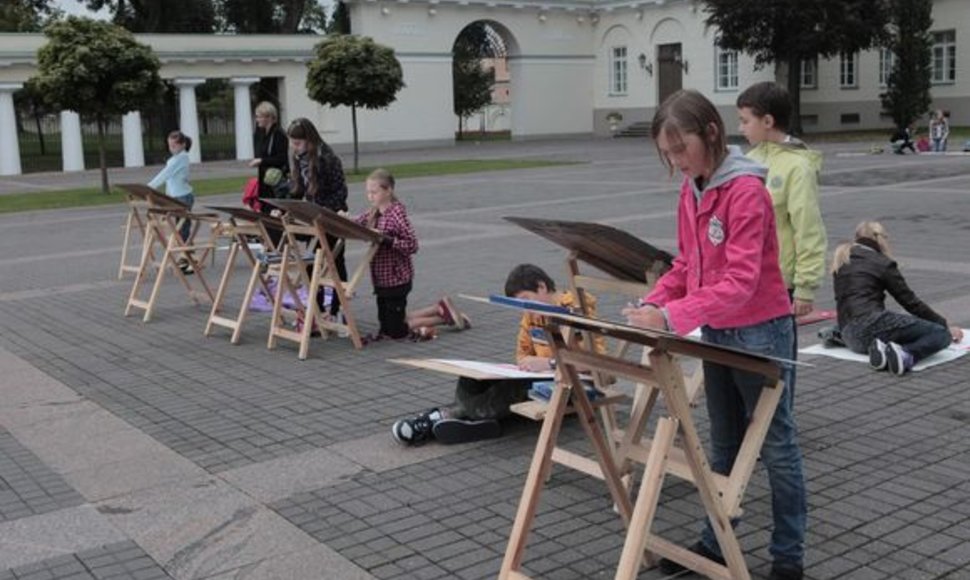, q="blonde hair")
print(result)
[831,221,892,274]
[365,168,398,226]
[651,89,728,176]
[254,101,278,122]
